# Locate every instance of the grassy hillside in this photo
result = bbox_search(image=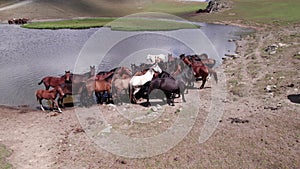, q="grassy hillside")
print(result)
[189,0,300,26]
